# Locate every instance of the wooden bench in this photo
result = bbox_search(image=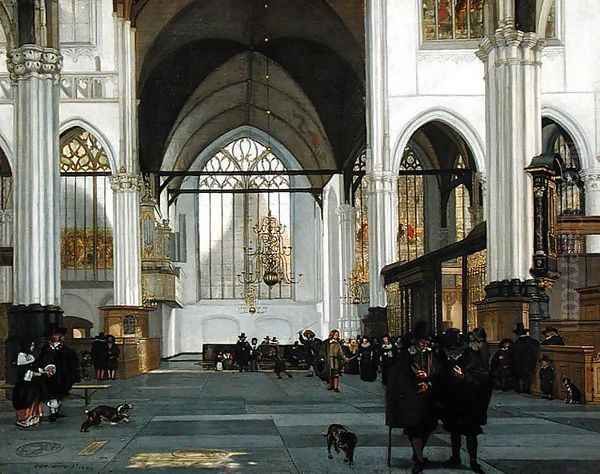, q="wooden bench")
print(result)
[0,383,111,407]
